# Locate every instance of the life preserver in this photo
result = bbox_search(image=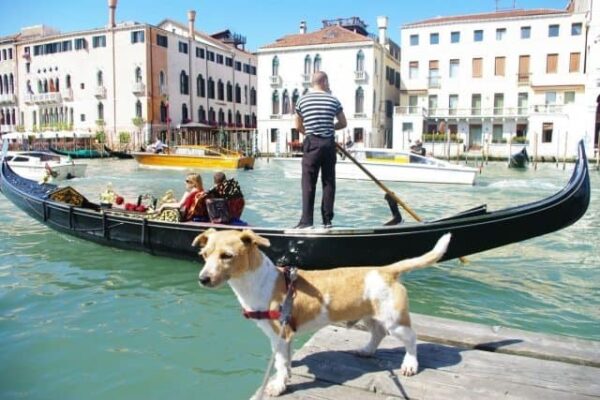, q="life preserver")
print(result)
[45,163,58,178]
